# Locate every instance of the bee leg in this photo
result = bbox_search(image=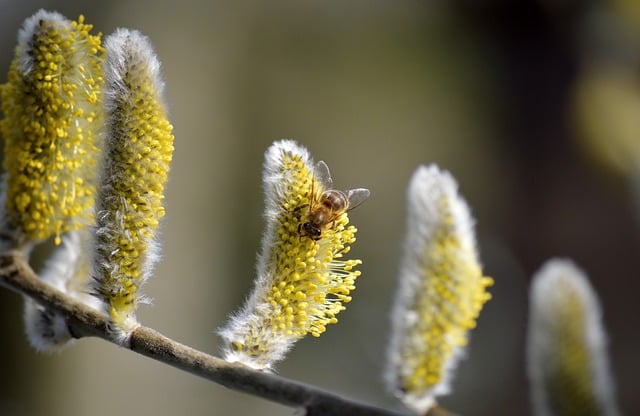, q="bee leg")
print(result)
[291,203,308,213]
[297,222,307,241]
